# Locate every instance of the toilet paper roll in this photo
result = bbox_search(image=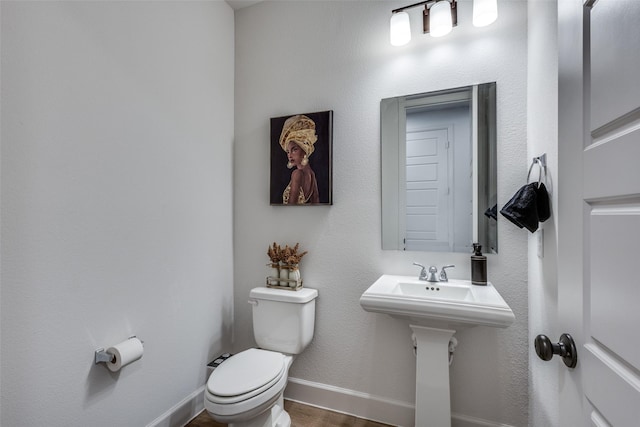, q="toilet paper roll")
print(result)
[106,337,144,372]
